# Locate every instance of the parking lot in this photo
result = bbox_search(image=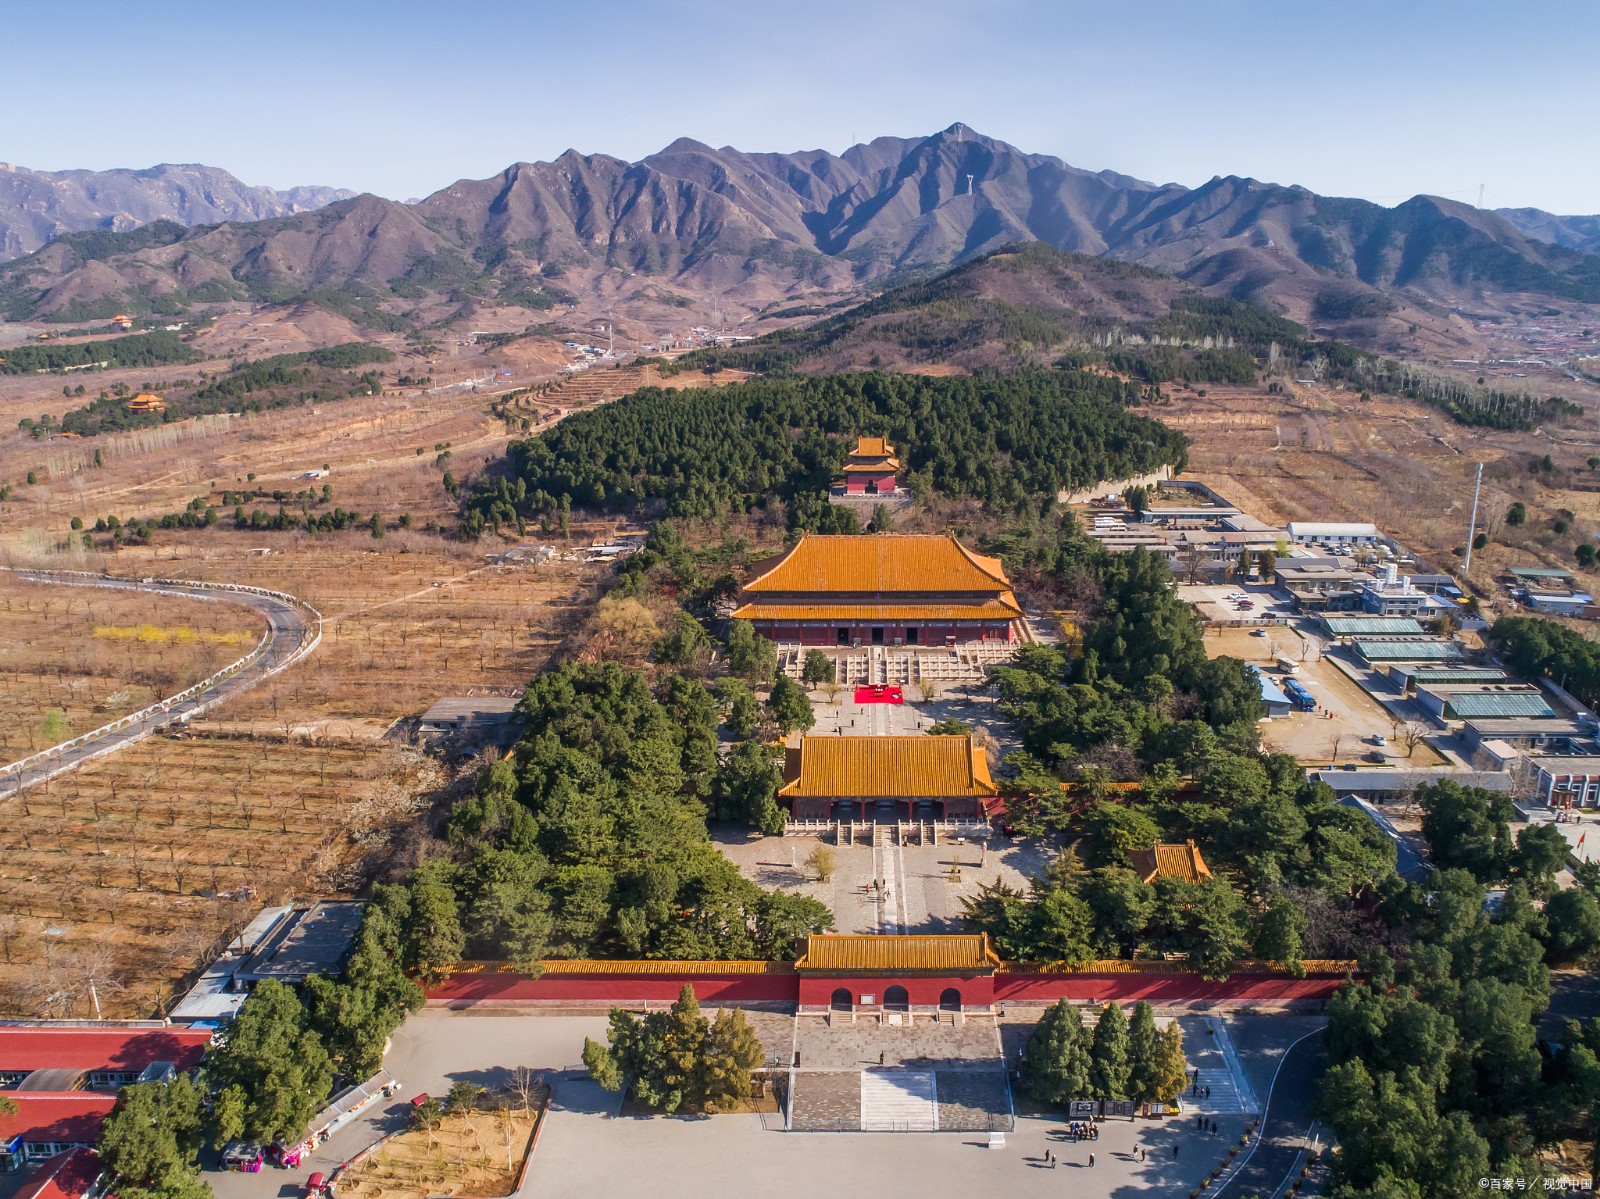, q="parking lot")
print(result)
[1205,625,1445,767]
[1179,581,1293,625]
